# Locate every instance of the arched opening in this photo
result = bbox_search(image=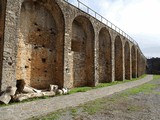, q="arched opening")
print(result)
[99,28,112,83]
[124,41,131,80]
[115,36,123,81]
[131,45,137,78]
[72,15,94,87]
[16,0,64,89]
